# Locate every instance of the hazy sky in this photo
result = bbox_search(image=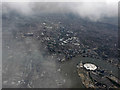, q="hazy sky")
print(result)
[2,1,118,21]
[2,0,119,2]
